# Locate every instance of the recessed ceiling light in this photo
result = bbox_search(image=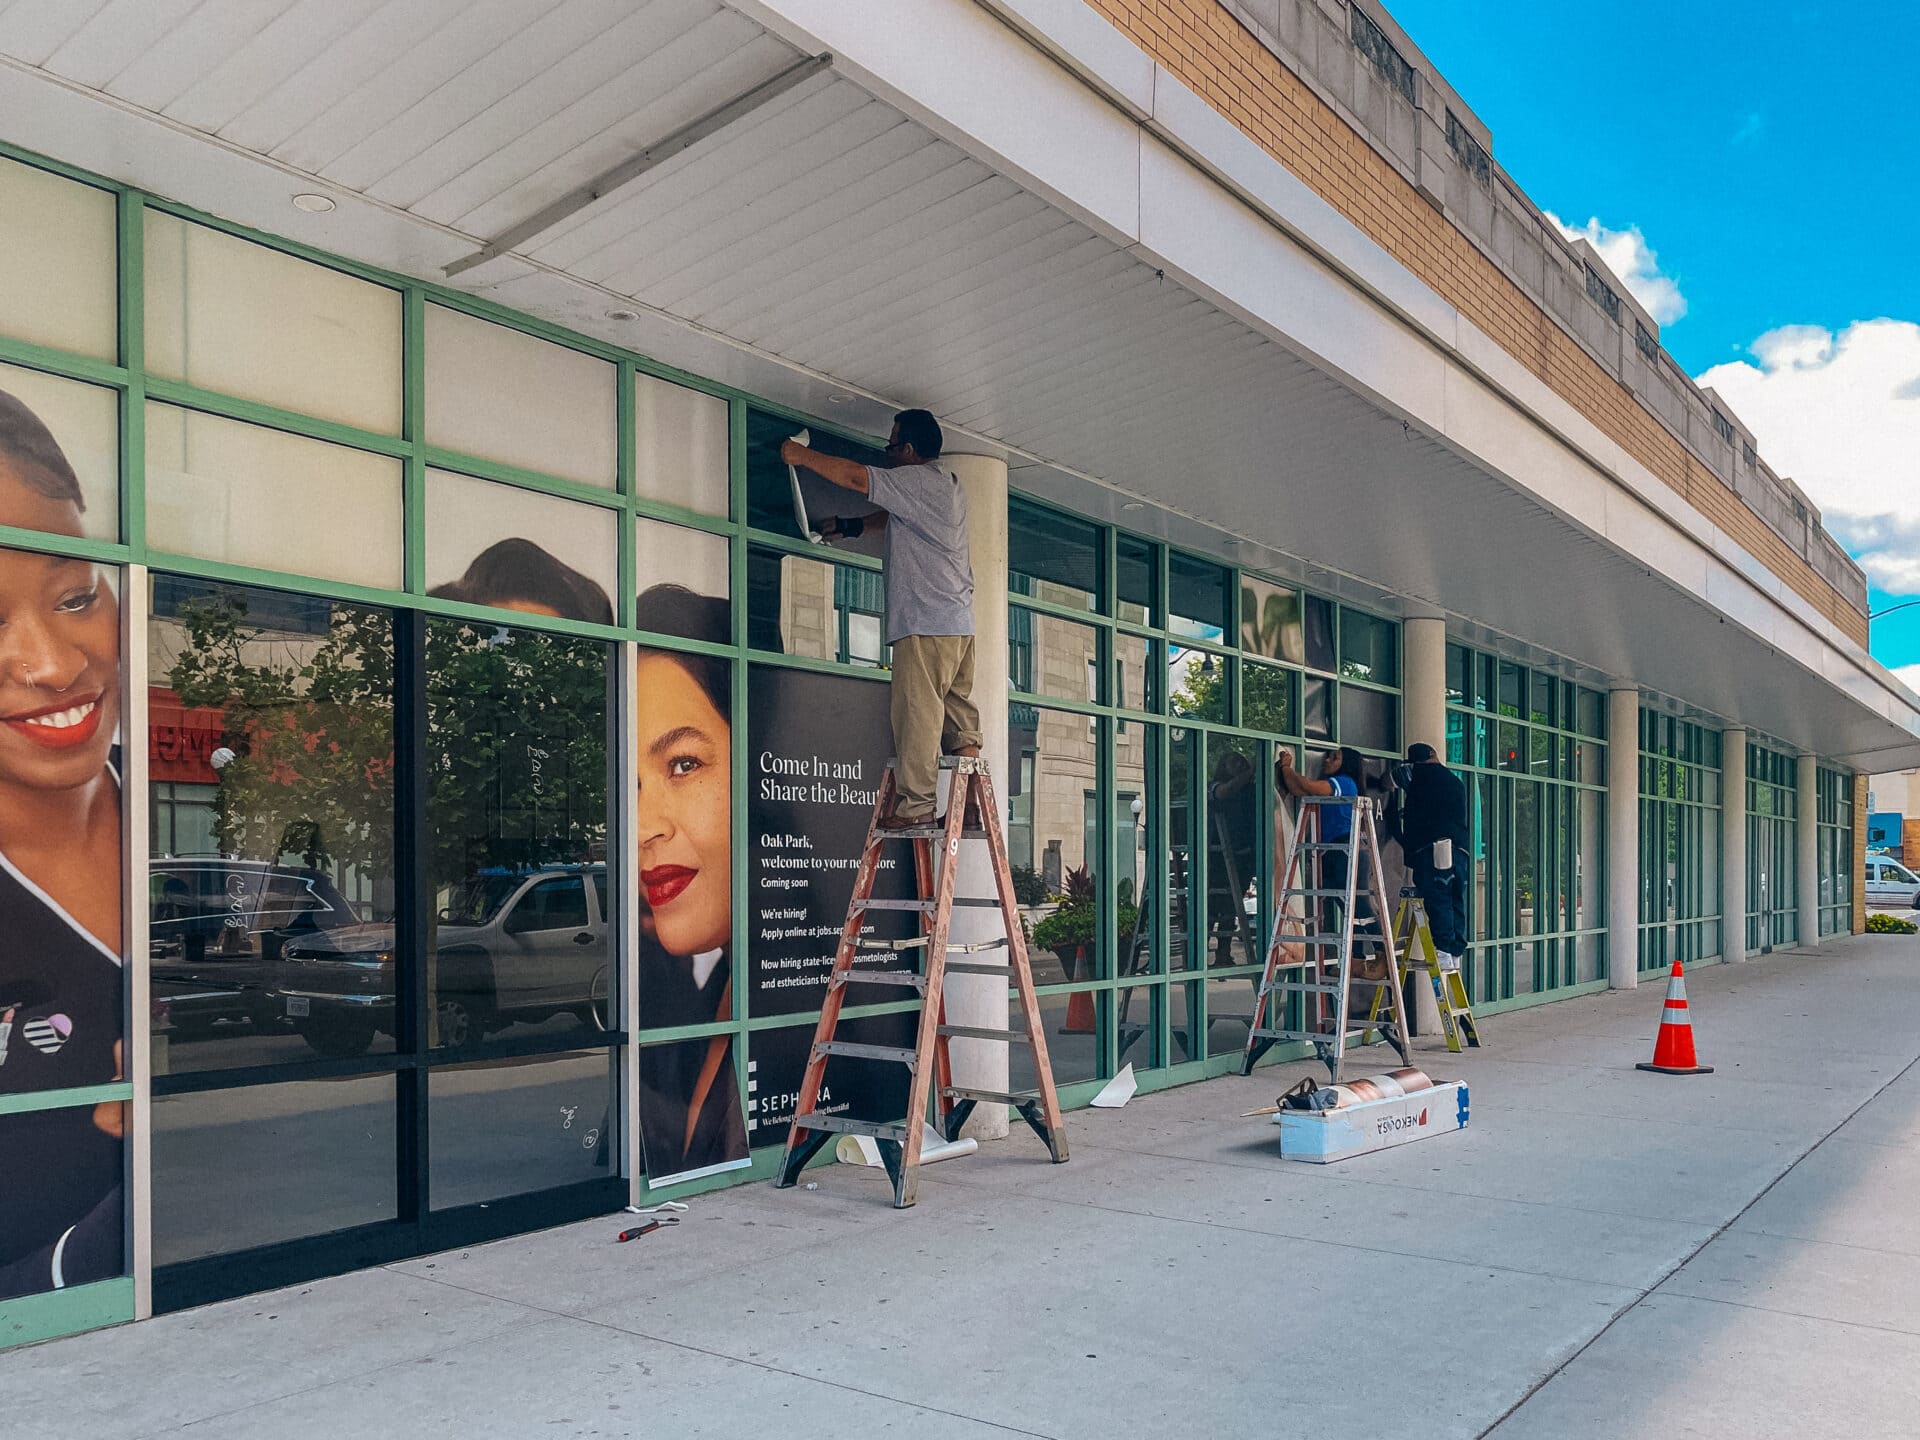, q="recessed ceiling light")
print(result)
[825,392,856,405]
[603,307,639,322]
[1121,501,1144,511]
[291,193,335,213]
